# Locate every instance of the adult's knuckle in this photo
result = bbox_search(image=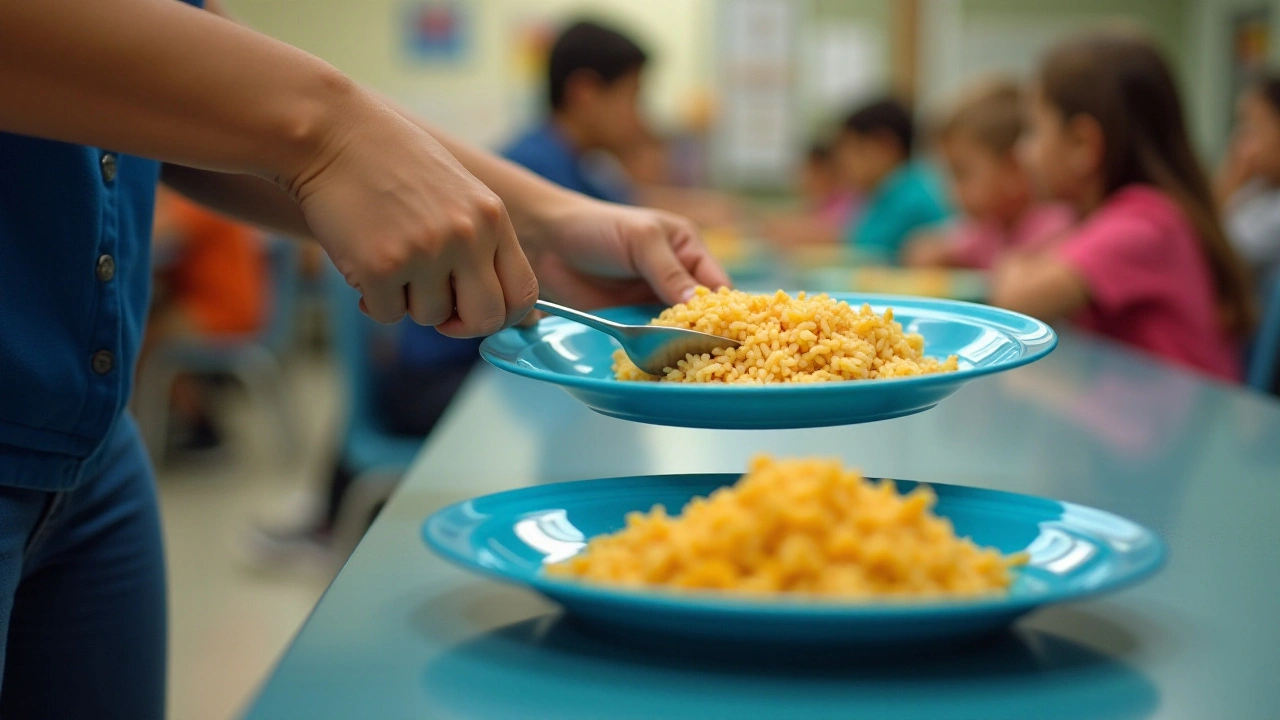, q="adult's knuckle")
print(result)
[474,193,506,224]
[448,214,479,243]
[368,247,407,278]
